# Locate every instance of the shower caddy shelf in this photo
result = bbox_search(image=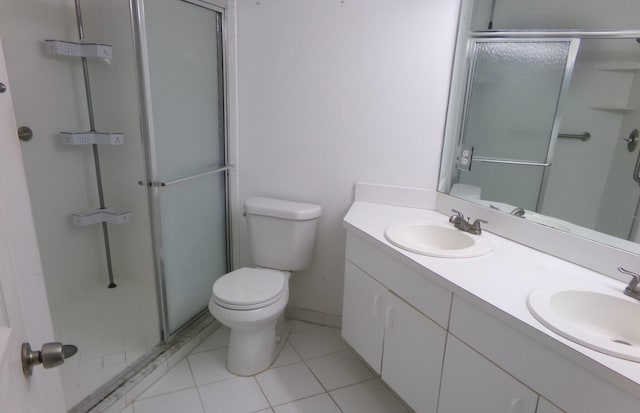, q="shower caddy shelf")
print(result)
[59,131,124,145]
[598,62,640,72]
[591,63,640,112]
[72,208,130,226]
[590,106,637,113]
[45,39,112,59]
[45,29,128,288]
